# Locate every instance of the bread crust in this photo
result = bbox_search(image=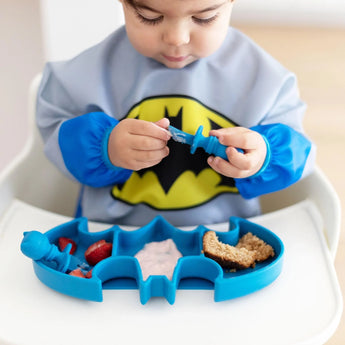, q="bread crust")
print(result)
[202,231,275,270]
[203,231,255,269]
[236,232,275,262]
